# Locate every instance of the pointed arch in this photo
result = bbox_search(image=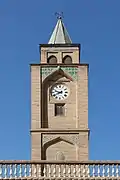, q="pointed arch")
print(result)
[41,68,73,128]
[43,68,73,84]
[44,136,74,148]
[42,137,74,160]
